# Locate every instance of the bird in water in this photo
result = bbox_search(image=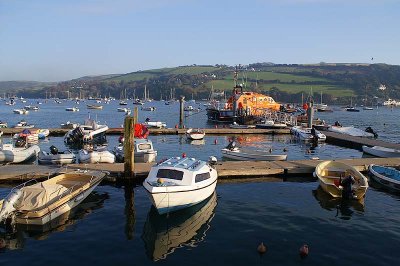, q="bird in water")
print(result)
[269,148,273,153]
[257,242,267,255]
[299,244,309,258]
[283,147,288,152]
